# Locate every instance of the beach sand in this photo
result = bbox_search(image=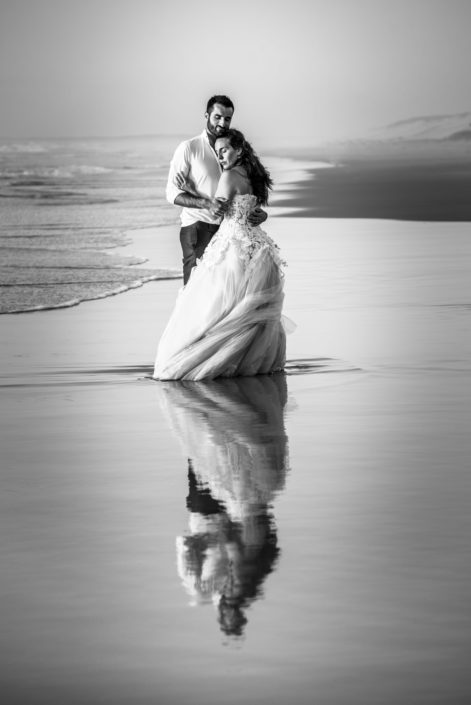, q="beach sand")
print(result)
[1,201,471,702]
